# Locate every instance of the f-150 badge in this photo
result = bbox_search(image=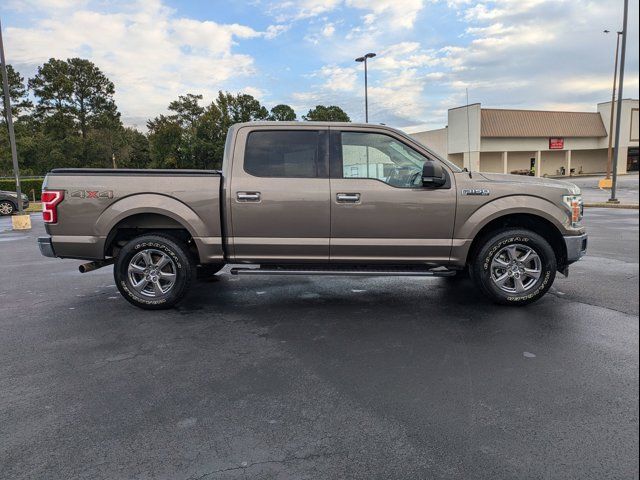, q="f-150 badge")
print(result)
[462,188,490,196]
[70,190,114,199]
